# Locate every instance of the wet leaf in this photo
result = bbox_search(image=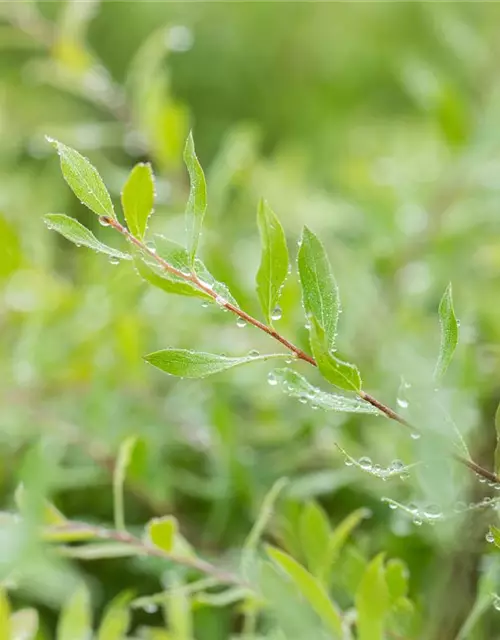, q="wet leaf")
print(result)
[184,132,207,266]
[121,162,155,240]
[434,283,459,381]
[57,584,92,640]
[355,554,390,640]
